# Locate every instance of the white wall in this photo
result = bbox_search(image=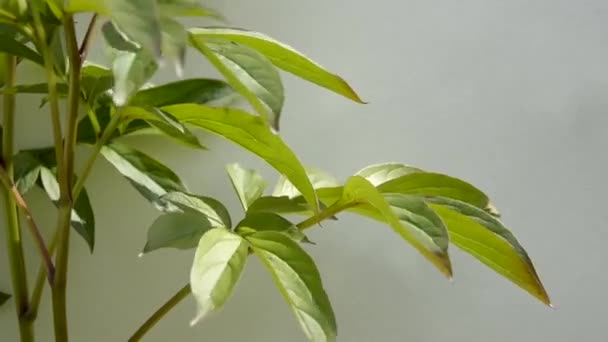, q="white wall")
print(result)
[2,0,608,341]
